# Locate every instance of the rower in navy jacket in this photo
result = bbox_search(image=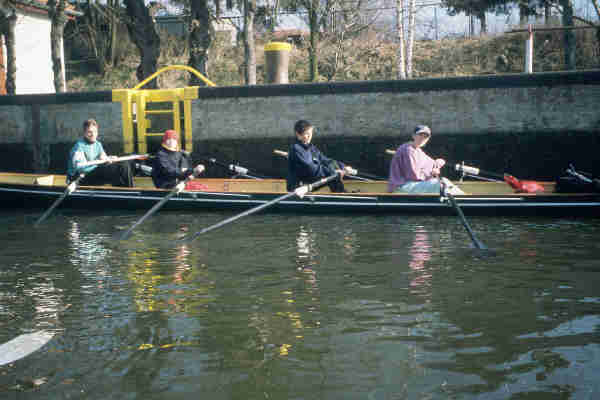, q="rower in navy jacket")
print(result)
[286,120,354,192]
[152,130,205,189]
